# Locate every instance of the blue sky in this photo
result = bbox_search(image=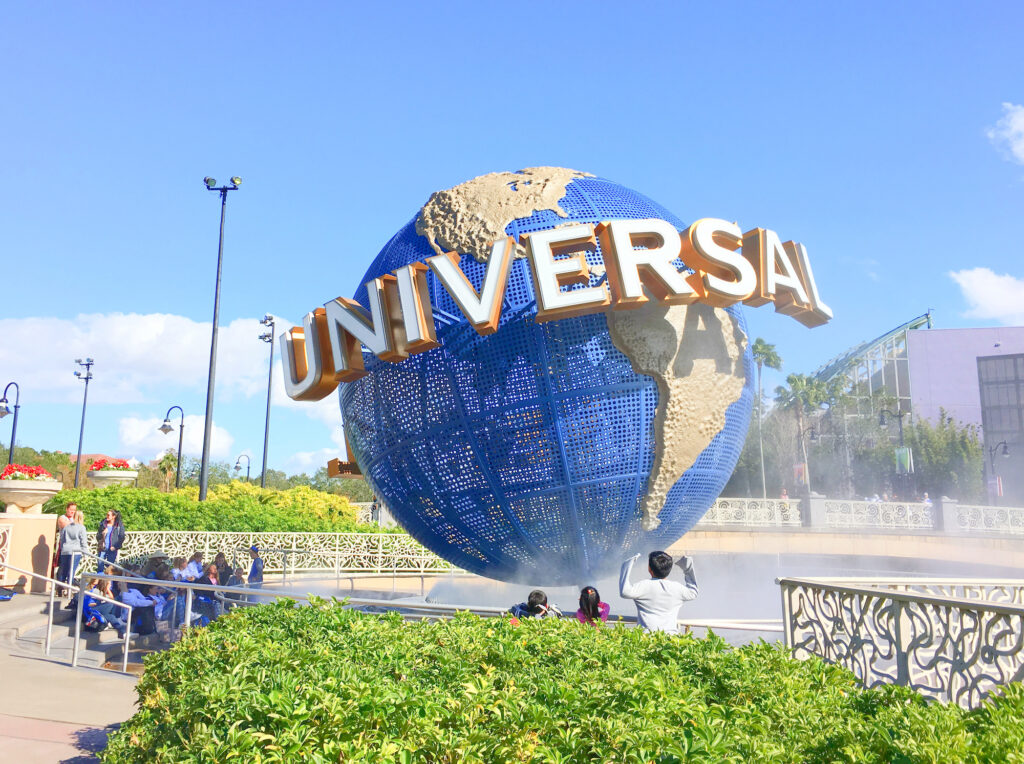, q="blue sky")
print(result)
[2,2,1023,474]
